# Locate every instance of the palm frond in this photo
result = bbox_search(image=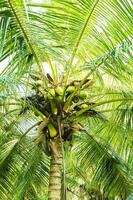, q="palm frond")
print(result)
[74,131,133,197]
[0,114,49,199]
[28,0,133,72]
[0,0,47,81]
[79,38,133,84]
